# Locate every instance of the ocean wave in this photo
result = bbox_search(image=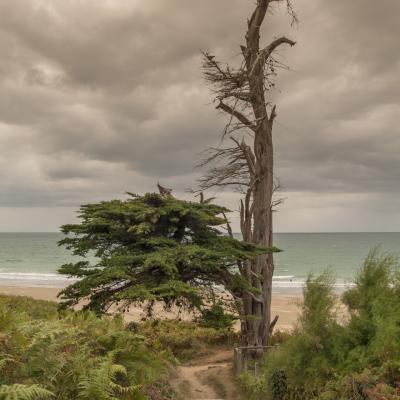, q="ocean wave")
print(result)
[0,272,355,291]
[273,275,296,280]
[272,279,355,289]
[0,272,75,281]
